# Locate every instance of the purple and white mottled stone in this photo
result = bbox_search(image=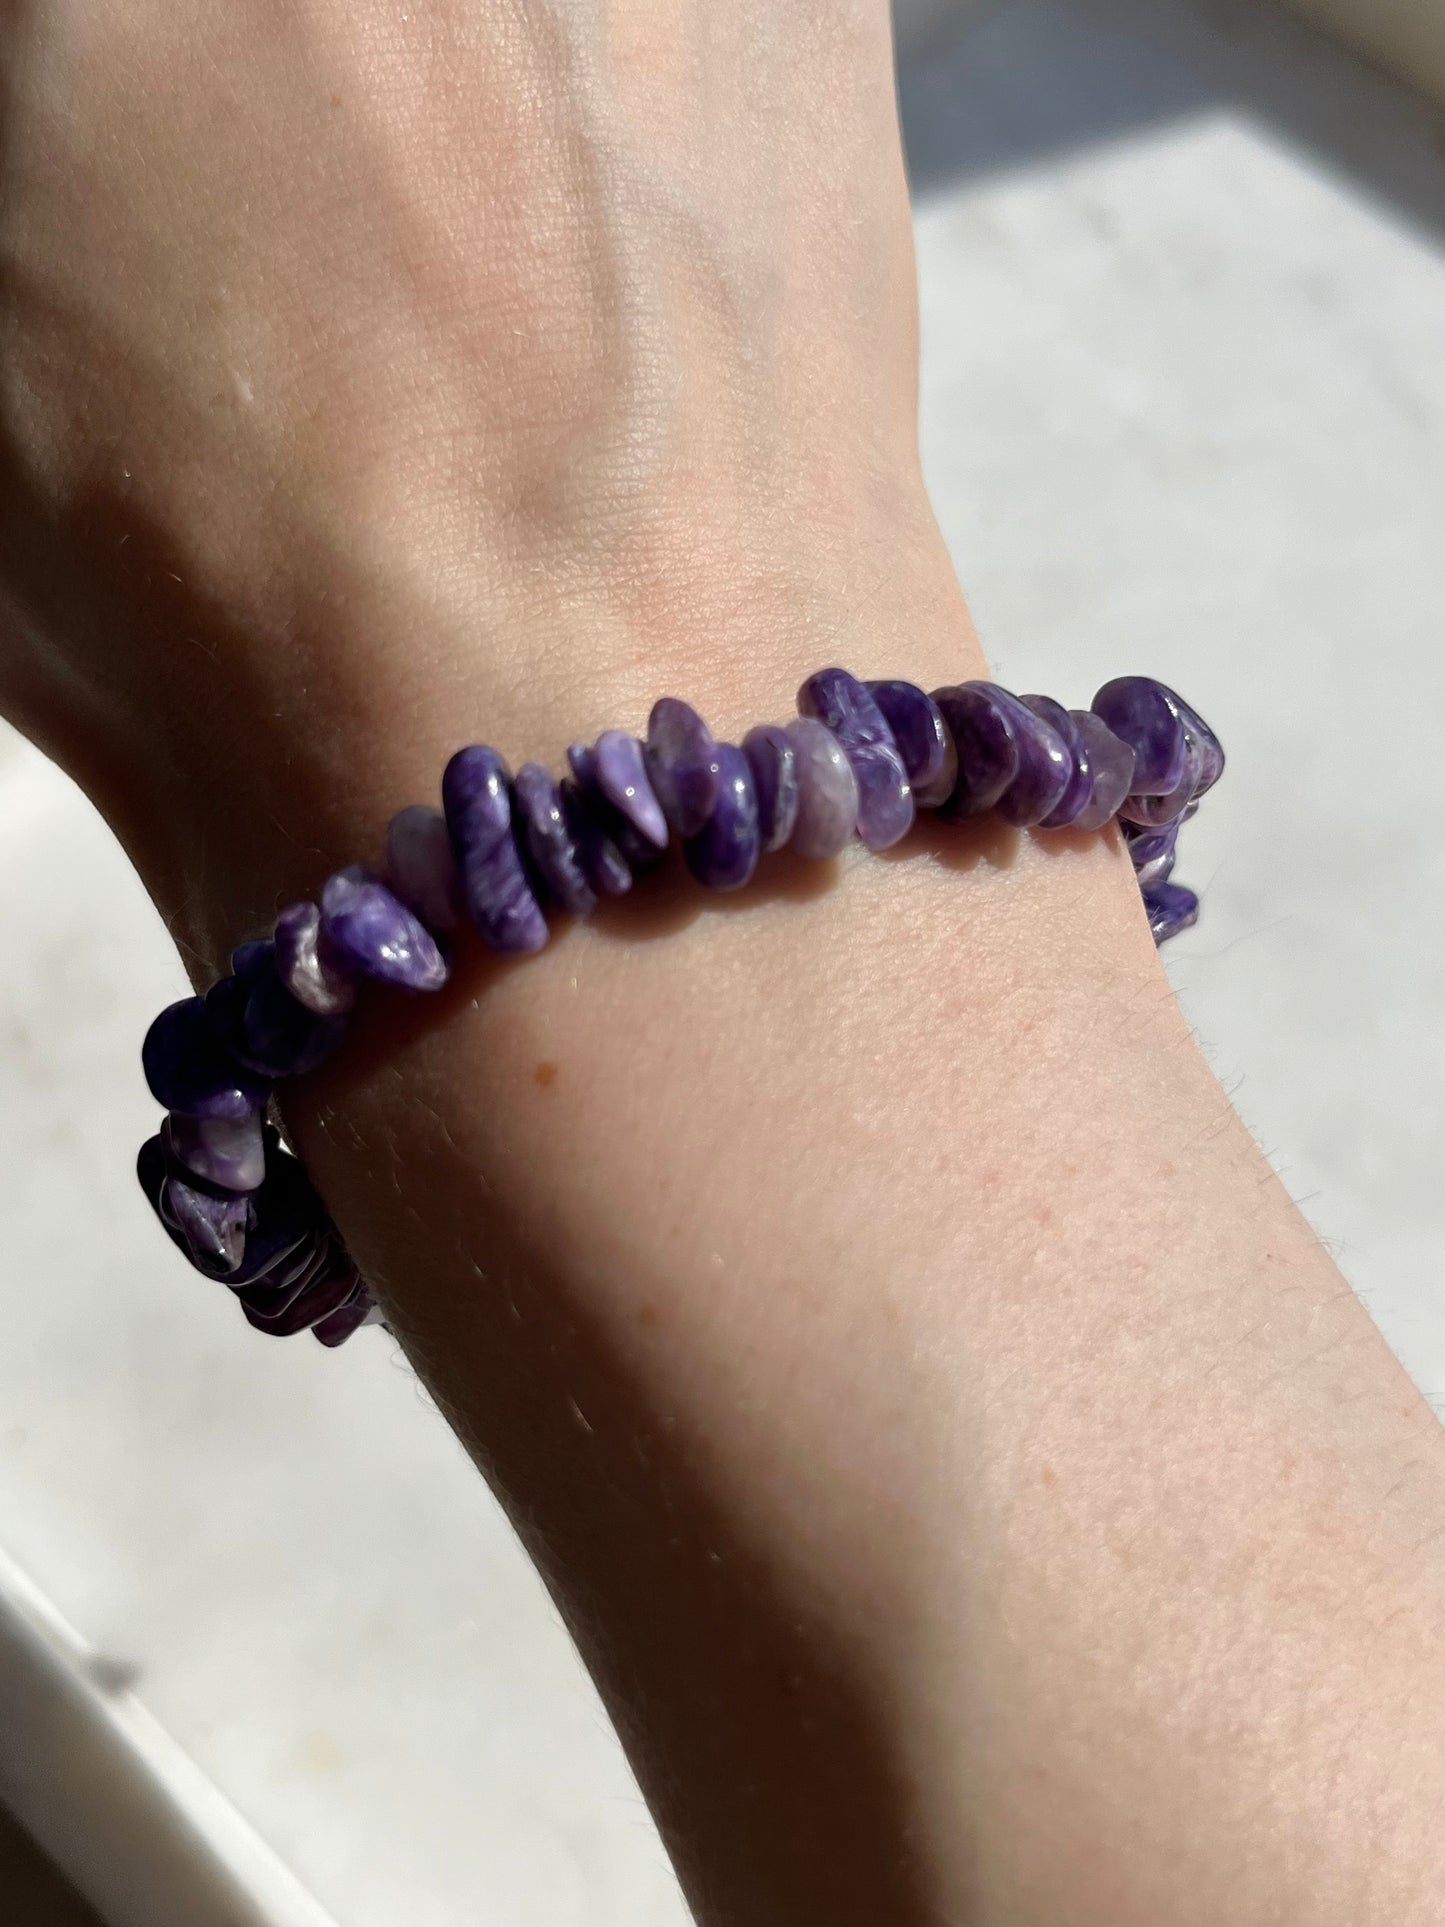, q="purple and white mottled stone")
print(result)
[785,719,860,859]
[312,1290,379,1348]
[1092,678,1188,796]
[992,696,1072,828]
[1143,880,1199,945]
[797,667,913,851]
[1069,711,1136,831]
[645,698,719,840]
[1127,819,1180,890]
[208,948,349,1080]
[593,730,669,850]
[241,1255,363,1338]
[274,900,357,1016]
[1021,694,1094,829]
[560,778,632,898]
[867,680,957,810]
[684,745,760,891]
[567,745,665,874]
[143,997,271,1120]
[165,1178,252,1273]
[513,762,598,918]
[319,866,449,993]
[931,684,1019,818]
[386,805,463,935]
[164,1109,266,1194]
[742,725,800,853]
[442,745,549,955]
